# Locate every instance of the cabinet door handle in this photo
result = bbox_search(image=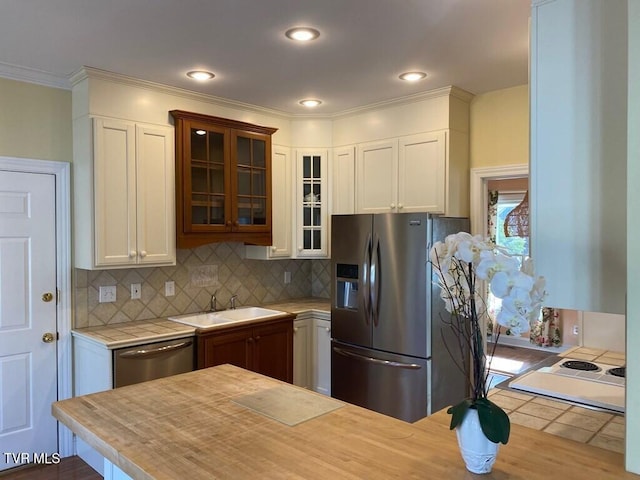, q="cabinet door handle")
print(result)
[139,250,147,258]
[325,327,331,333]
[390,203,396,209]
[298,246,303,251]
[226,220,232,227]
[398,203,404,209]
[129,250,137,258]
[247,337,254,343]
